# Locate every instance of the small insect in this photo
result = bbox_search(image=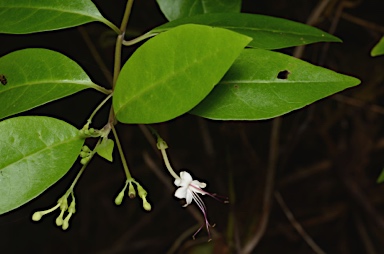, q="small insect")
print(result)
[277,70,290,80]
[0,74,7,85]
